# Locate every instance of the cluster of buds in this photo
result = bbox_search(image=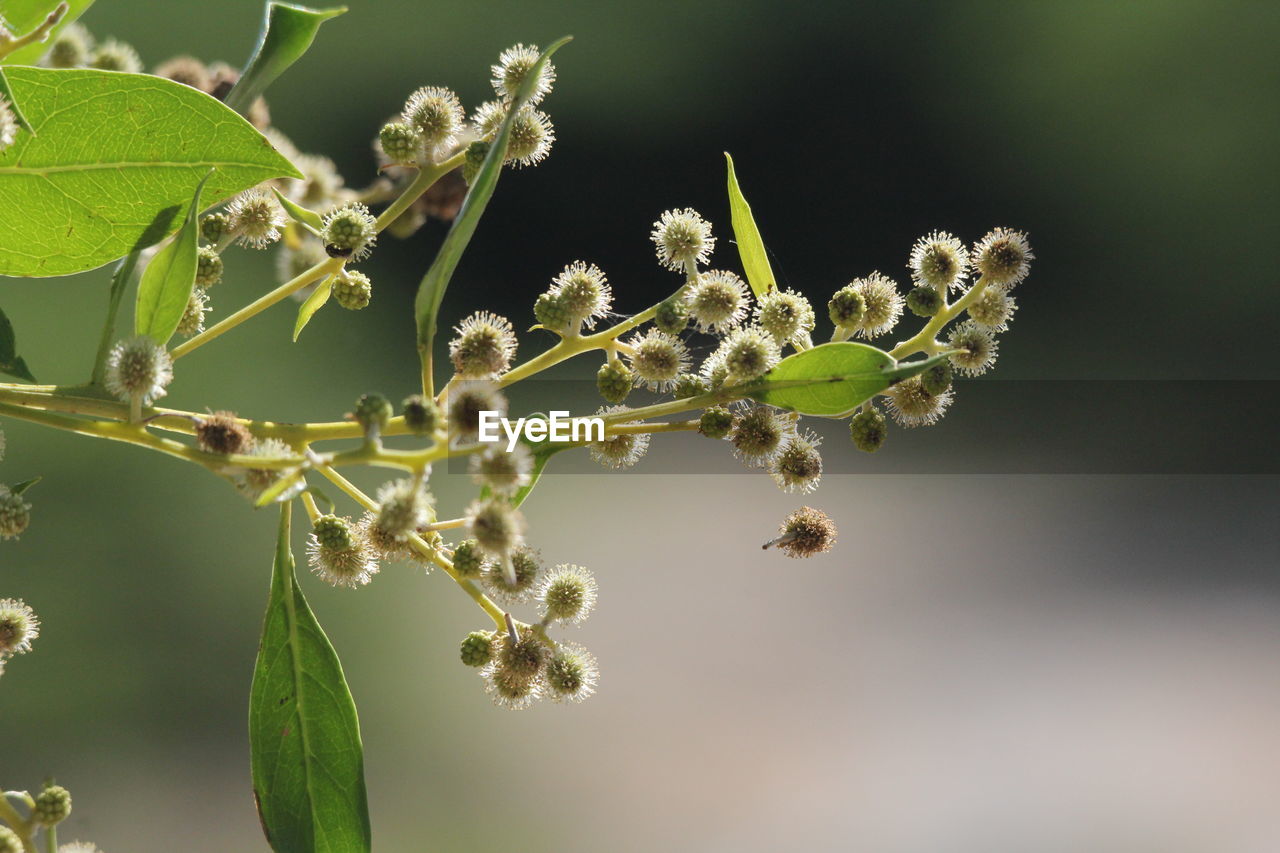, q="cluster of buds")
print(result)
[0,776,98,853]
